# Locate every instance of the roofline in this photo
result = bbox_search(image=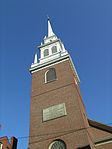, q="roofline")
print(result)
[29,54,69,73]
[88,119,112,133]
[0,136,8,140]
